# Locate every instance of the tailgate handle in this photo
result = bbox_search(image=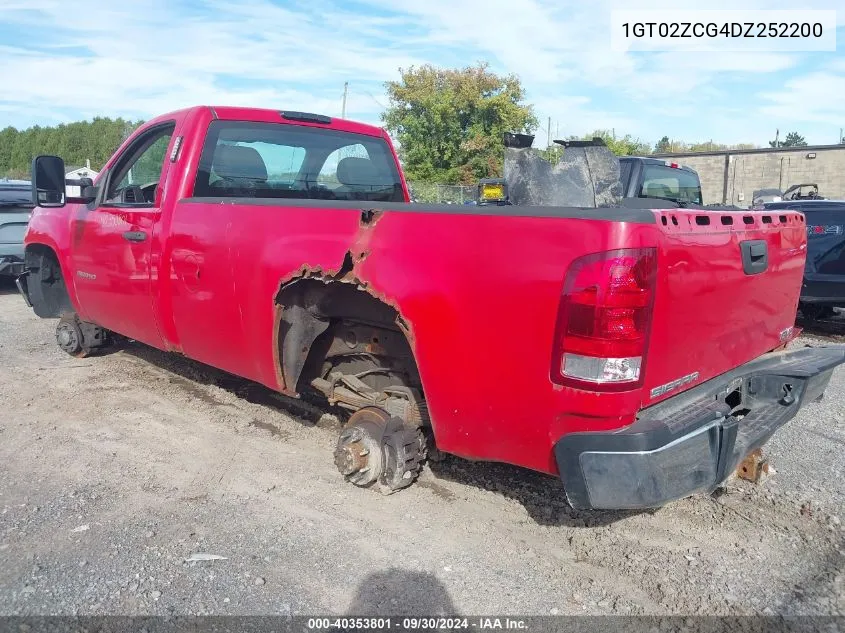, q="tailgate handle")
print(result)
[740,240,768,275]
